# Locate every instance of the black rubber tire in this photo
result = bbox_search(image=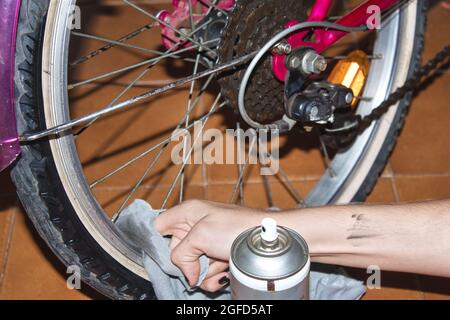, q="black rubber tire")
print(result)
[10,0,426,299]
[353,1,428,201]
